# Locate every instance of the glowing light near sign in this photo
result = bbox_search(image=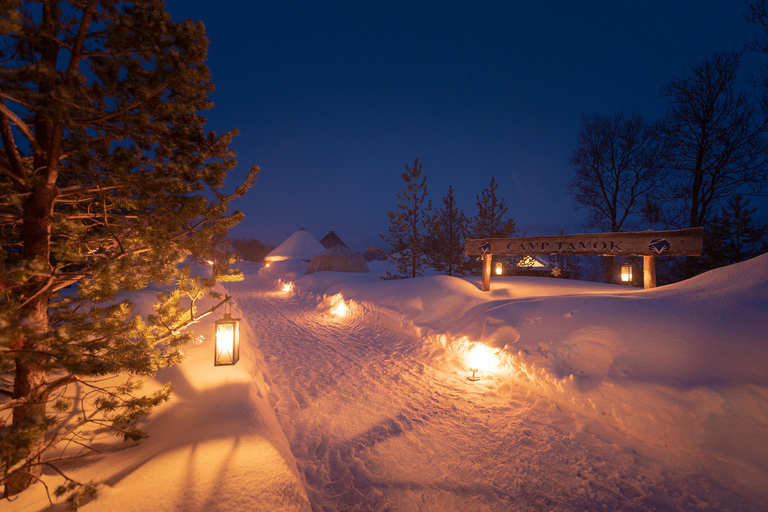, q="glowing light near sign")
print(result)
[621,263,633,283]
[330,299,348,317]
[282,282,293,293]
[495,261,502,275]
